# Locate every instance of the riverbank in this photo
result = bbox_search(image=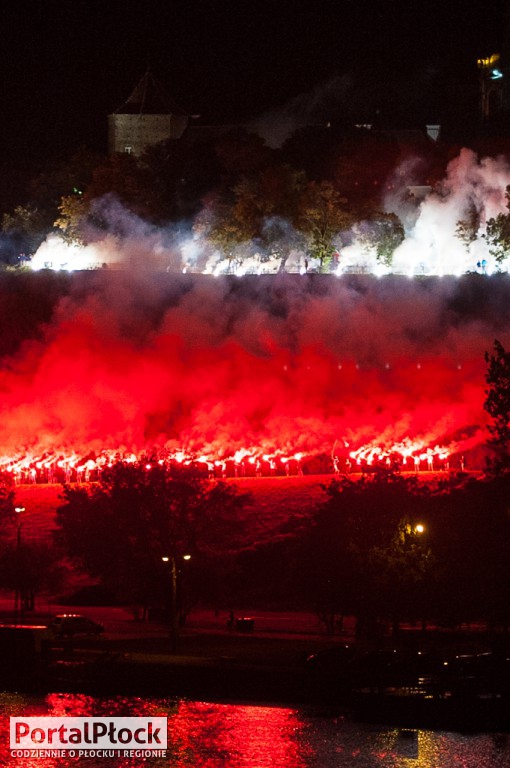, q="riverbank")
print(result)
[0,623,504,733]
[37,643,510,733]
[2,609,510,732]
